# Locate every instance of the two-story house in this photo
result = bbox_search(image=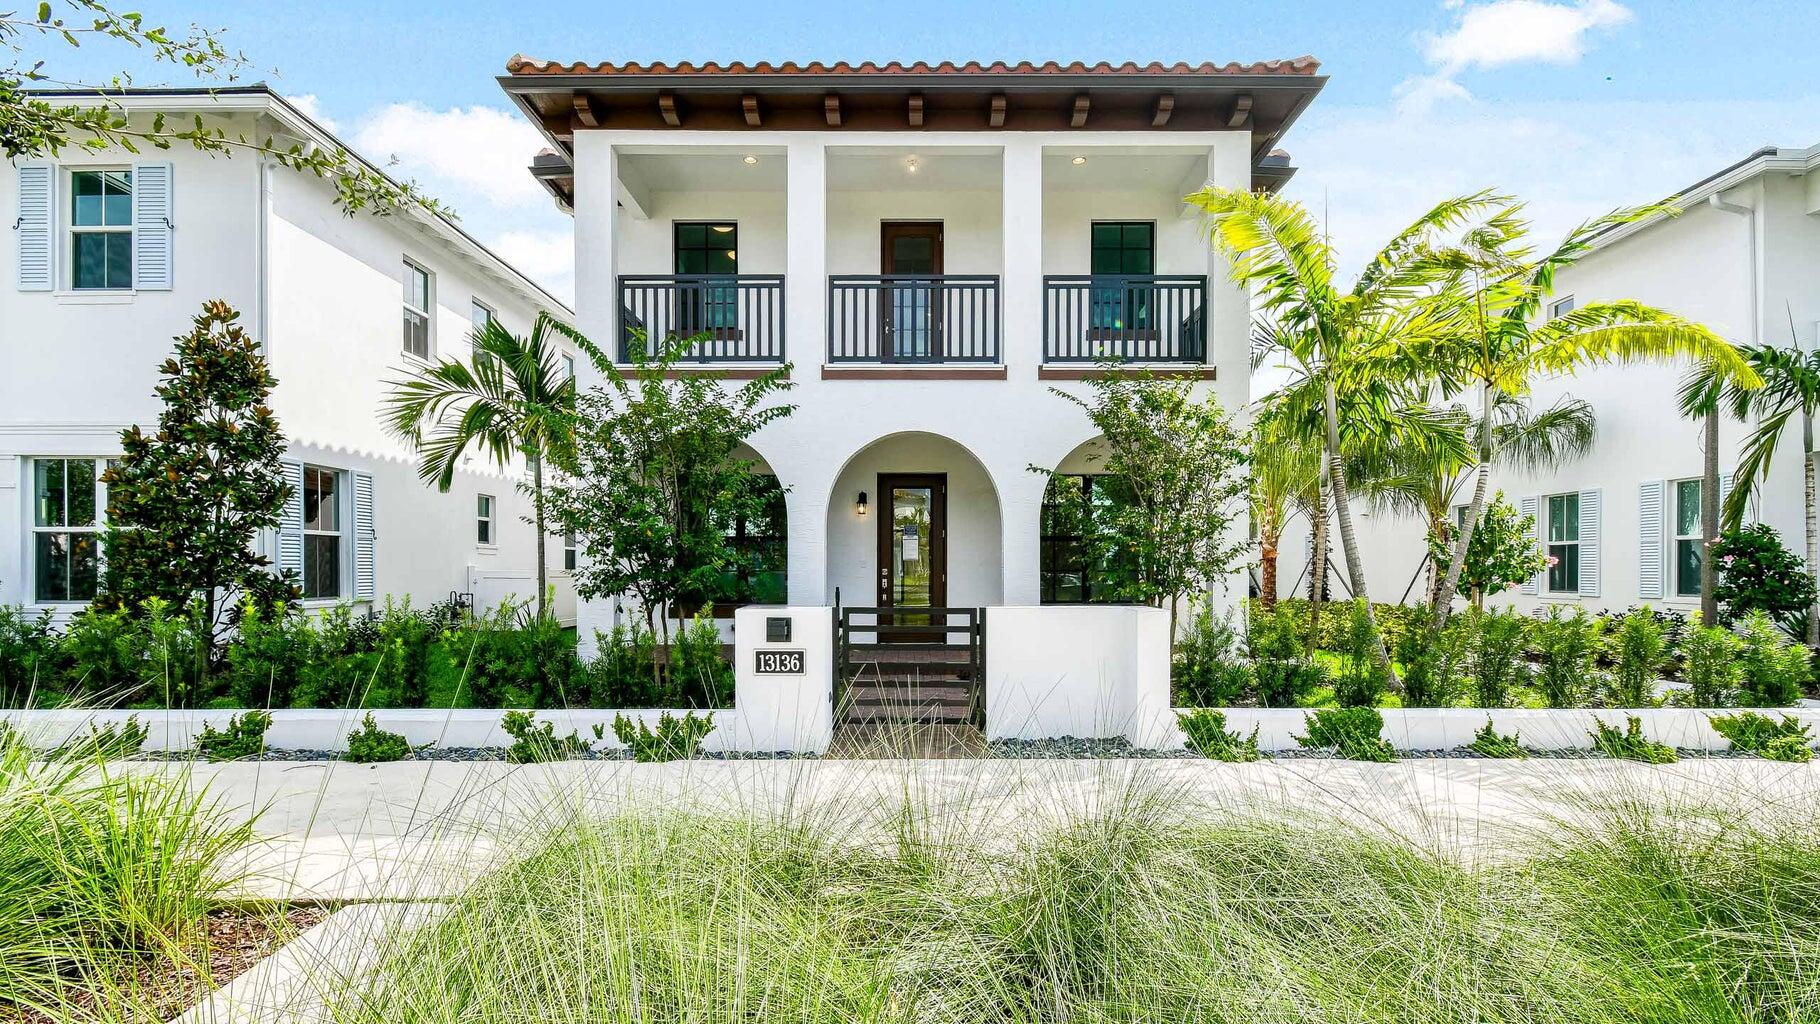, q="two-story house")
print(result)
[3,86,577,623]
[499,58,1327,658]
